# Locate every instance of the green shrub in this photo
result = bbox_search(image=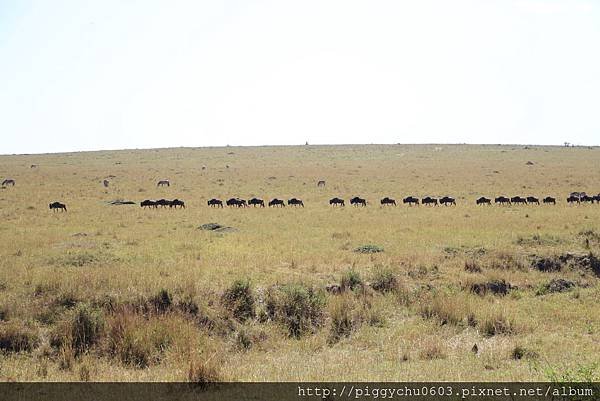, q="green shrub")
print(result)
[222,280,255,322]
[340,269,362,291]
